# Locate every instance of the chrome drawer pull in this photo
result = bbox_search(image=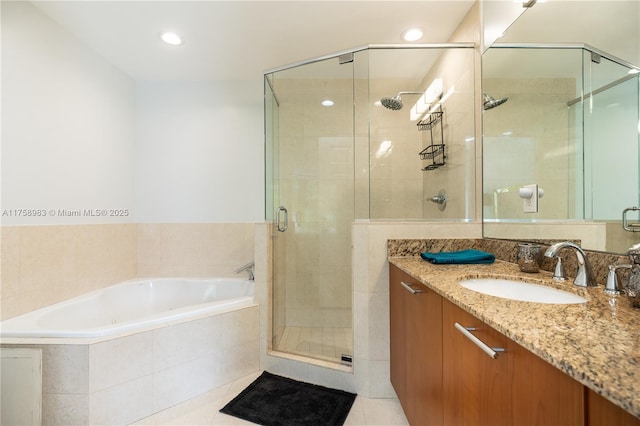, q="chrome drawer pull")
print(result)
[400,281,423,294]
[454,322,505,359]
